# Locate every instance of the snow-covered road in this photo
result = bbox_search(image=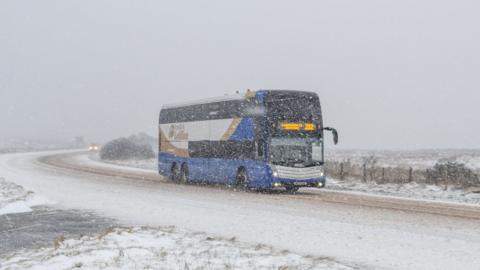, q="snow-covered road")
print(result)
[1,150,480,270]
